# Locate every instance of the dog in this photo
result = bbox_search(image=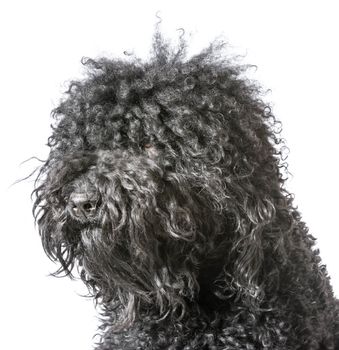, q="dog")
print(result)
[32,27,339,349]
